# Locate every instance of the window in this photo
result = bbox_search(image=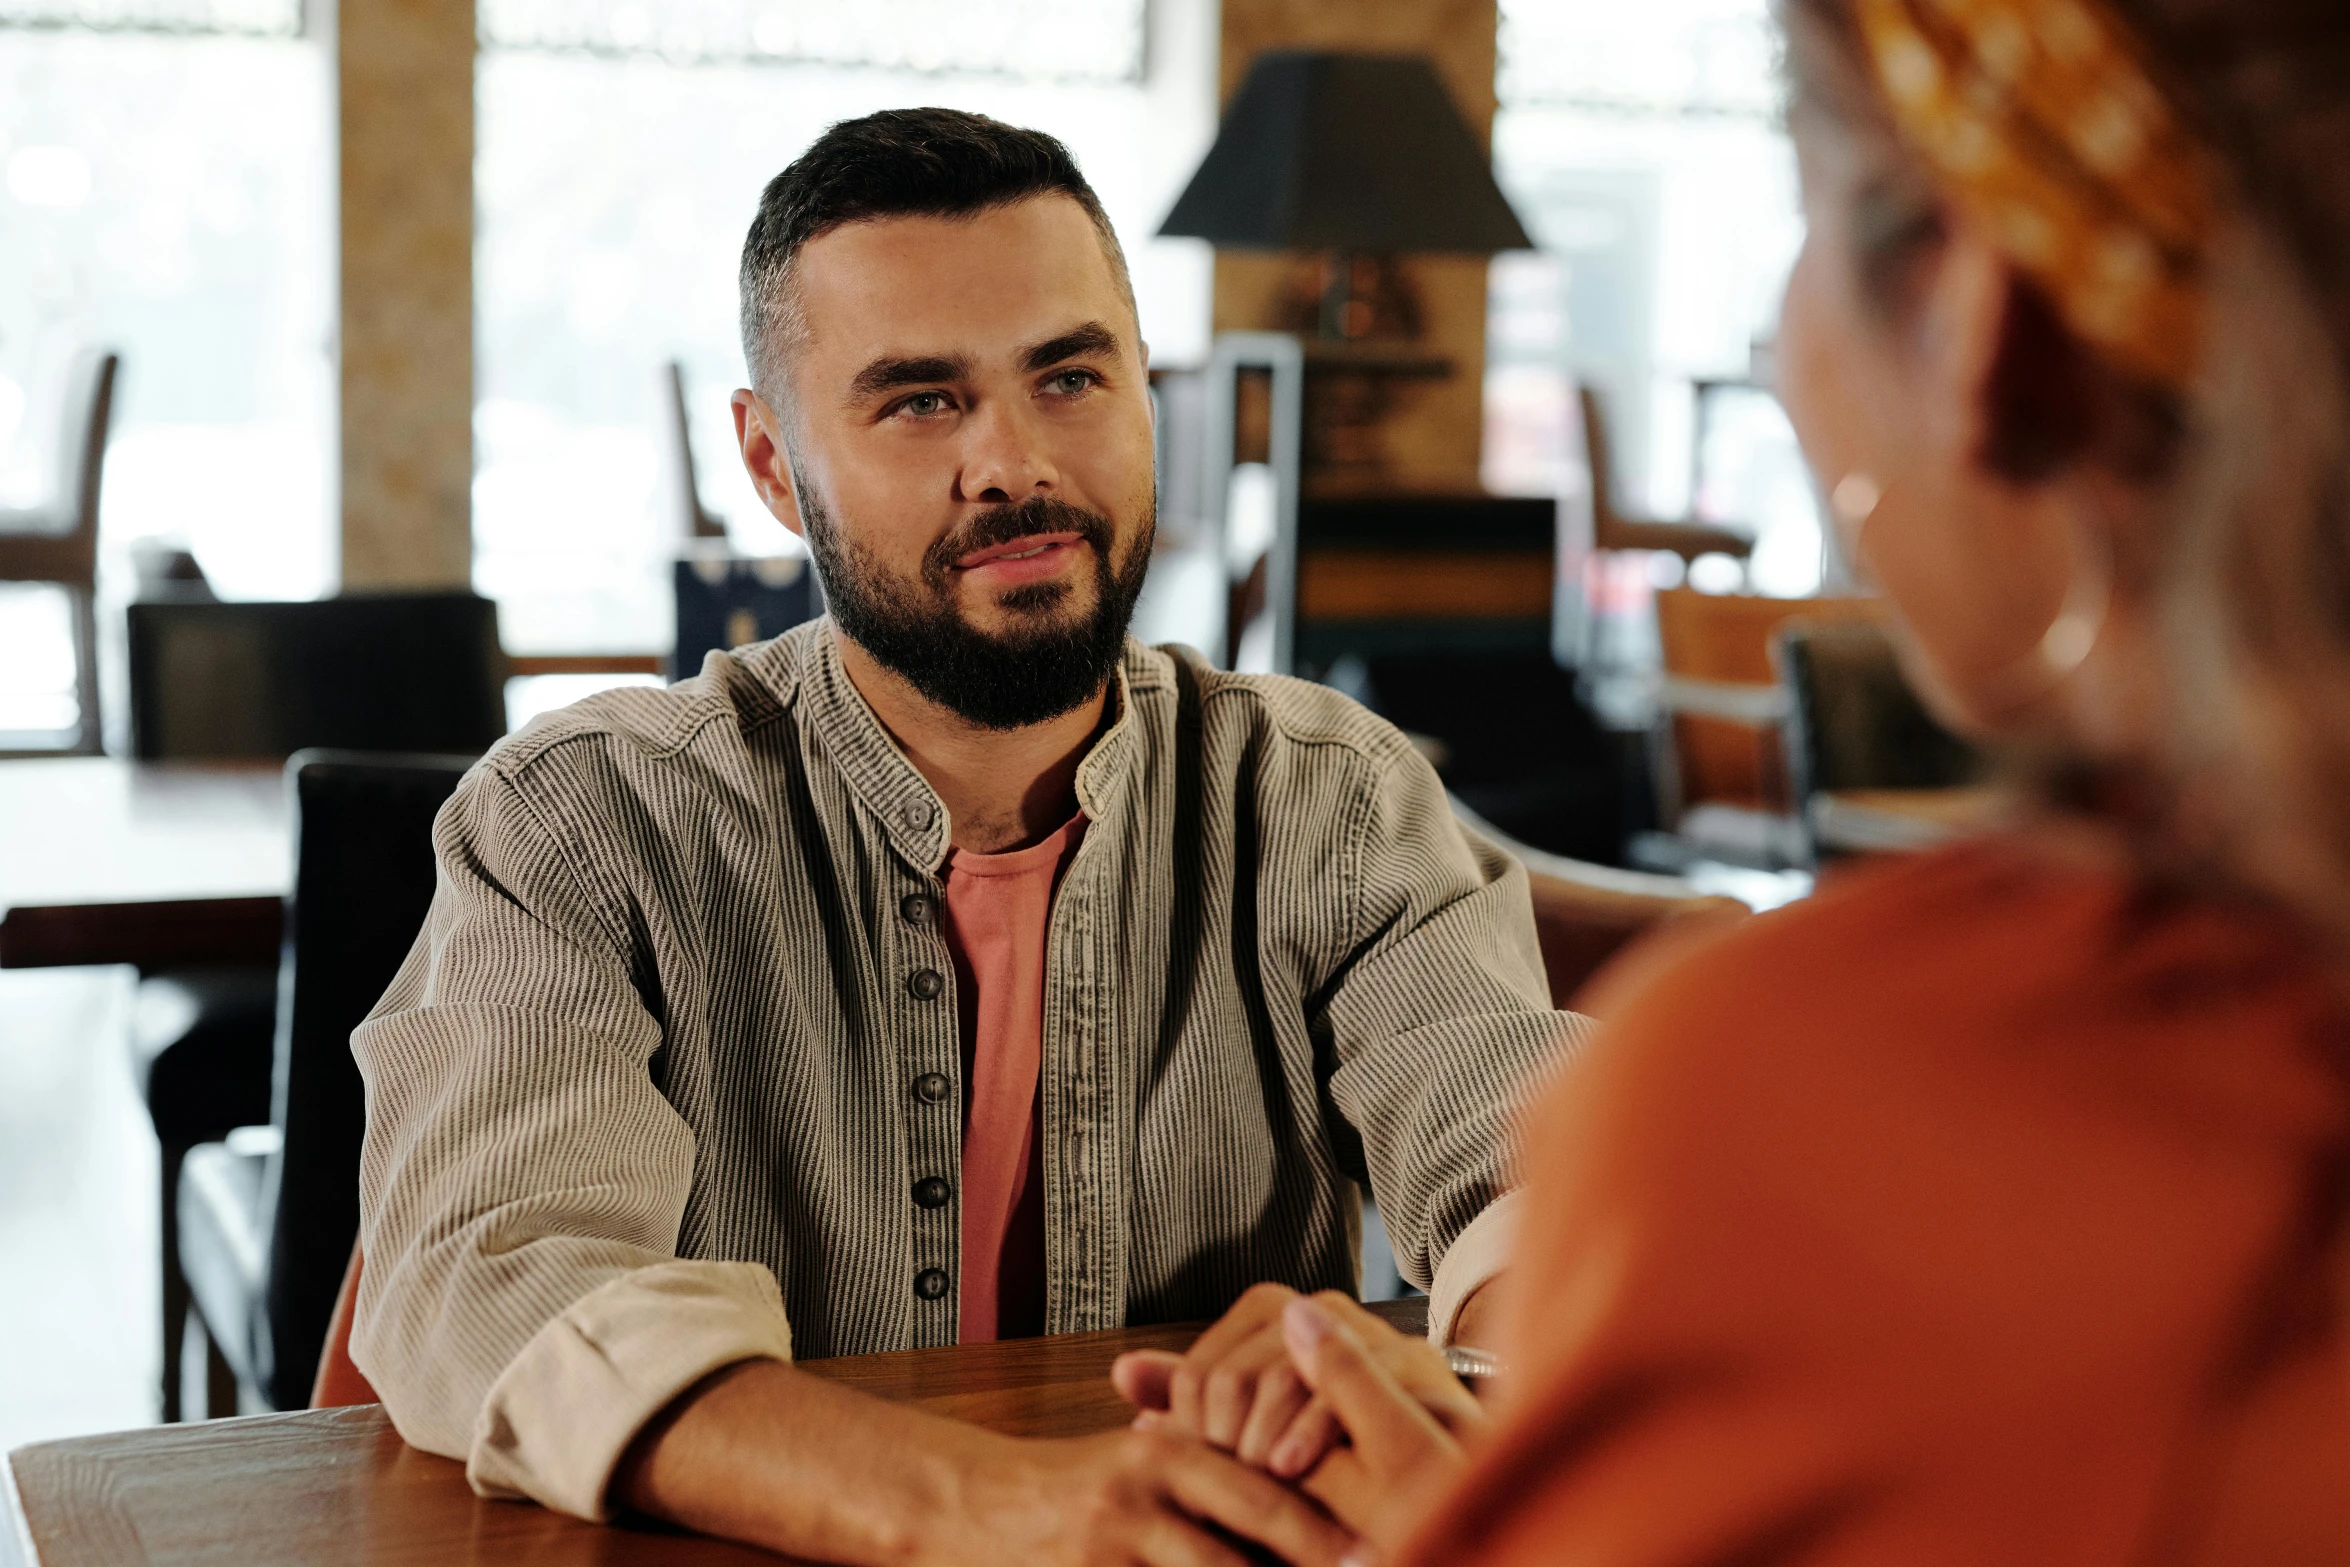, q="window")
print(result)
[474,0,1211,655]
[1486,0,1821,605]
[0,16,330,743]
[478,0,1146,83]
